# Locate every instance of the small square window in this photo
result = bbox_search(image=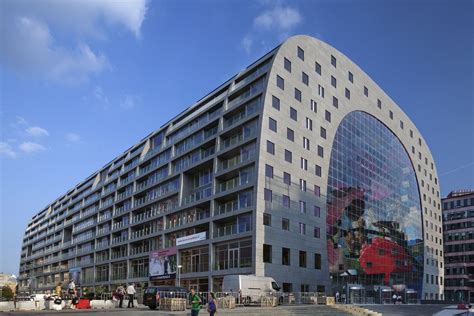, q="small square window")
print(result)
[269,117,277,132]
[331,76,337,88]
[282,218,289,231]
[315,165,322,177]
[266,140,275,155]
[283,172,291,185]
[377,99,382,109]
[284,58,291,72]
[364,86,369,96]
[315,62,322,75]
[287,128,294,142]
[331,55,337,67]
[332,96,338,108]
[348,71,353,83]
[297,46,304,60]
[265,164,273,178]
[294,88,302,102]
[302,72,309,85]
[325,110,331,122]
[290,107,298,121]
[264,188,272,202]
[263,213,272,226]
[277,75,284,90]
[284,149,292,163]
[320,127,326,139]
[272,96,280,110]
[317,146,324,158]
[389,111,394,120]
[345,88,350,100]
